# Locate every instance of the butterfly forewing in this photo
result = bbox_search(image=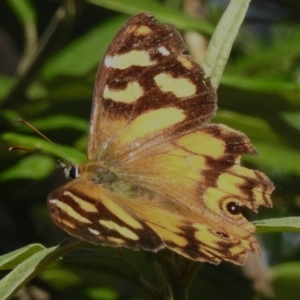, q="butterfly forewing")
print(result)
[88,12,216,163]
[48,12,274,265]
